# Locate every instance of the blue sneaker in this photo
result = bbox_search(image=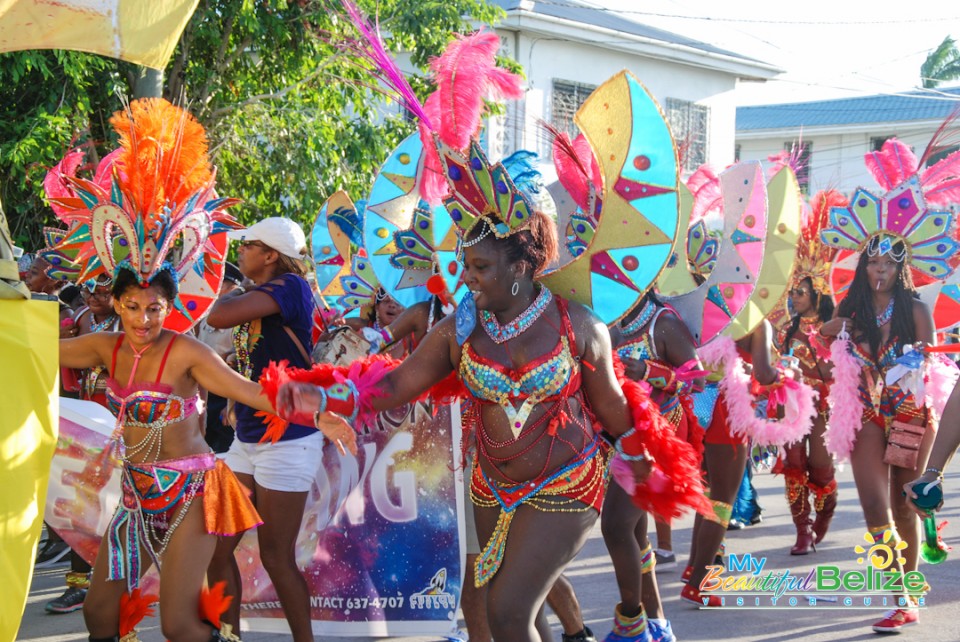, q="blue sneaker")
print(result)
[647,619,676,642]
[603,604,653,642]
